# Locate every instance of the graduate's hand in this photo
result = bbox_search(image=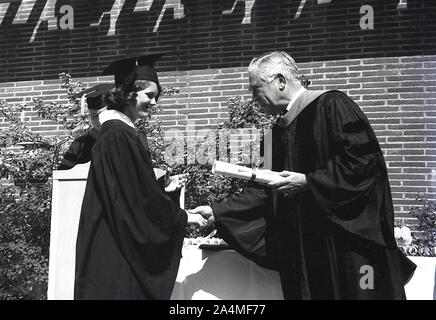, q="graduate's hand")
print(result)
[187,212,208,228]
[267,171,307,194]
[164,171,189,193]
